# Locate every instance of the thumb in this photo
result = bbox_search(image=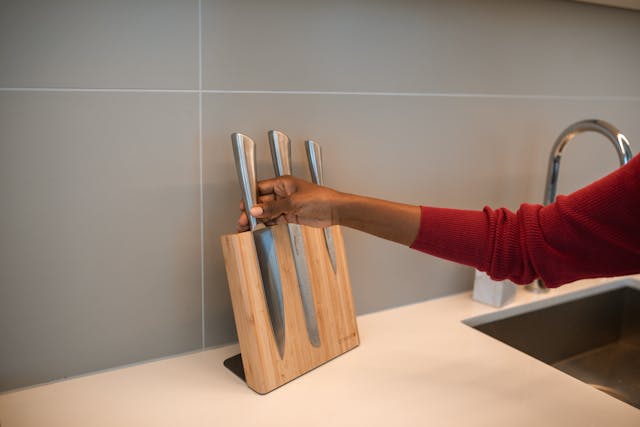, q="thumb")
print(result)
[252,197,293,221]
